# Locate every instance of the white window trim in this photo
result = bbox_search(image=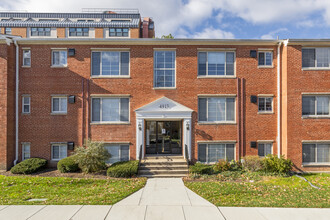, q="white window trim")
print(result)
[197,51,236,77]
[90,51,130,78]
[302,47,330,70]
[258,97,274,114]
[22,143,31,161]
[258,51,273,67]
[51,143,68,161]
[198,97,236,124]
[51,49,68,68]
[104,143,130,164]
[91,97,130,124]
[257,142,273,157]
[153,50,176,89]
[22,95,31,114]
[22,49,31,67]
[302,94,330,118]
[51,96,68,114]
[302,142,330,165]
[198,142,236,164]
